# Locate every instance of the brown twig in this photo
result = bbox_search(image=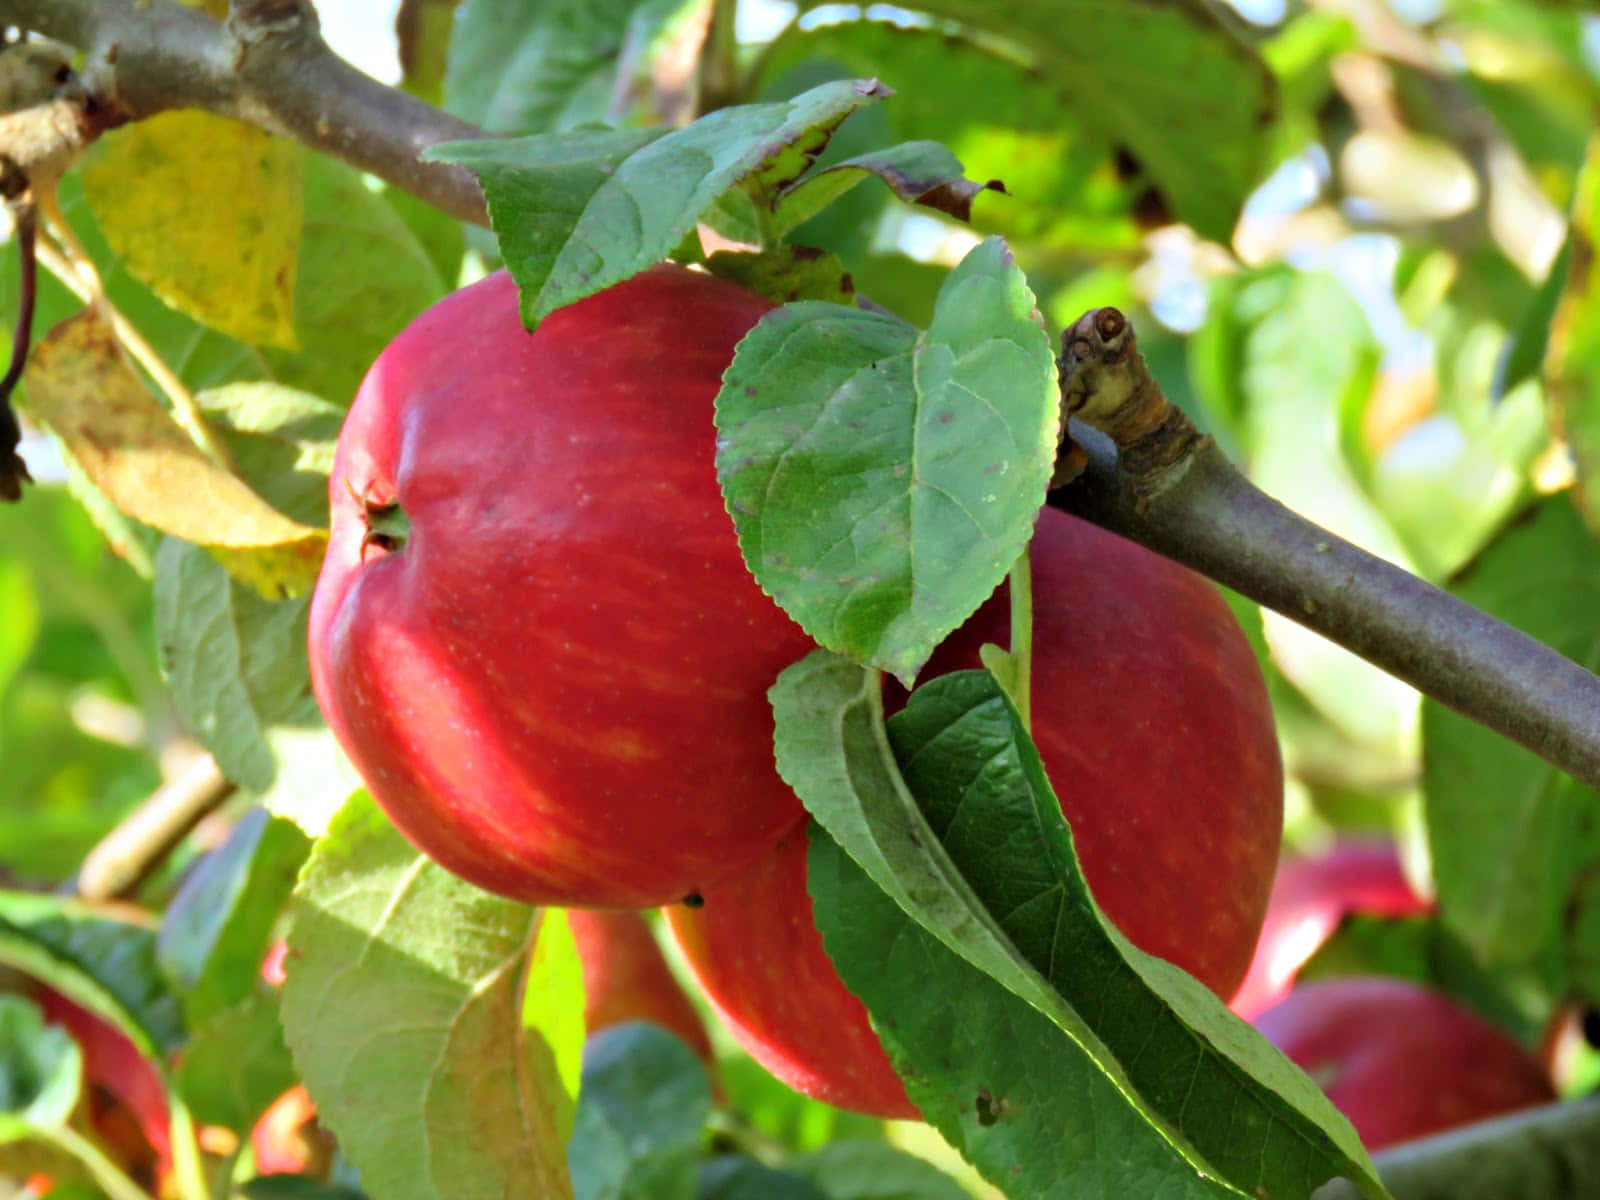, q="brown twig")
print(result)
[1048,308,1600,795]
[75,753,237,901]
